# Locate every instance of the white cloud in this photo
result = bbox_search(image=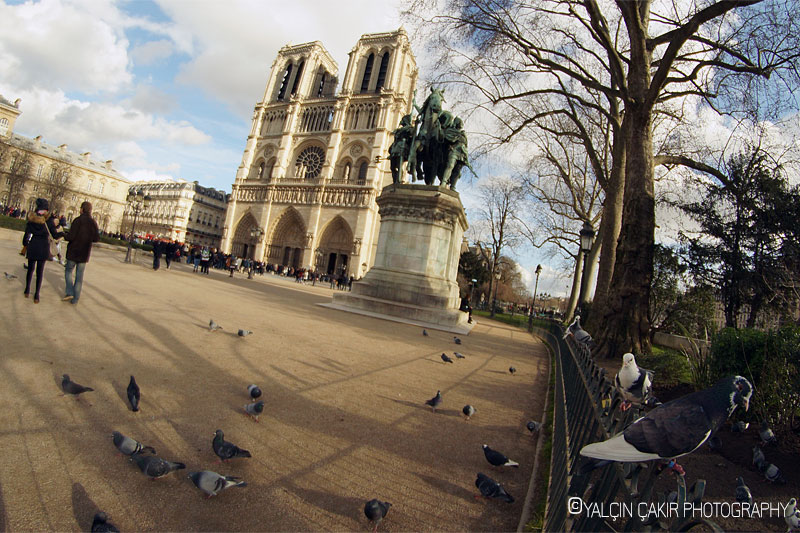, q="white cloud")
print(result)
[128,84,178,114]
[130,39,175,66]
